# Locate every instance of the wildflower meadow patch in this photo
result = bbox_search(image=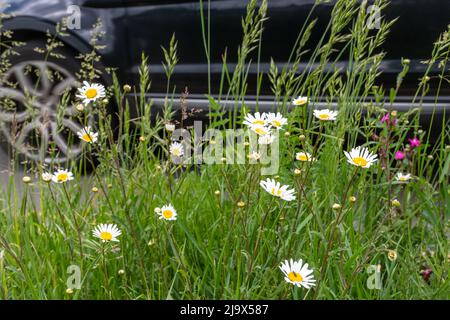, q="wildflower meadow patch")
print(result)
[0,0,448,301]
